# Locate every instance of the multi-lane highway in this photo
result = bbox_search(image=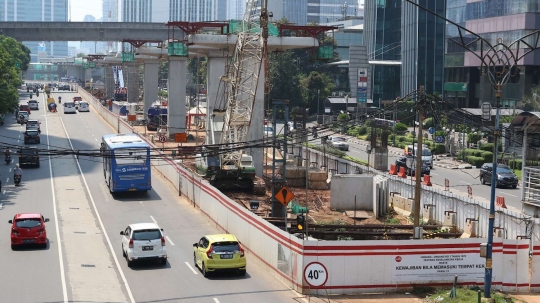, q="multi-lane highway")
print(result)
[0,88,305,303]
